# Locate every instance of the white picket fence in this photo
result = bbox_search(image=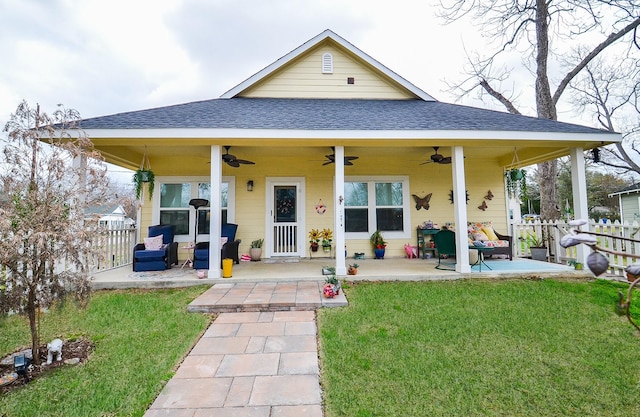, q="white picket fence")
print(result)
[511,219,640,277]
[93,227,137,271]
